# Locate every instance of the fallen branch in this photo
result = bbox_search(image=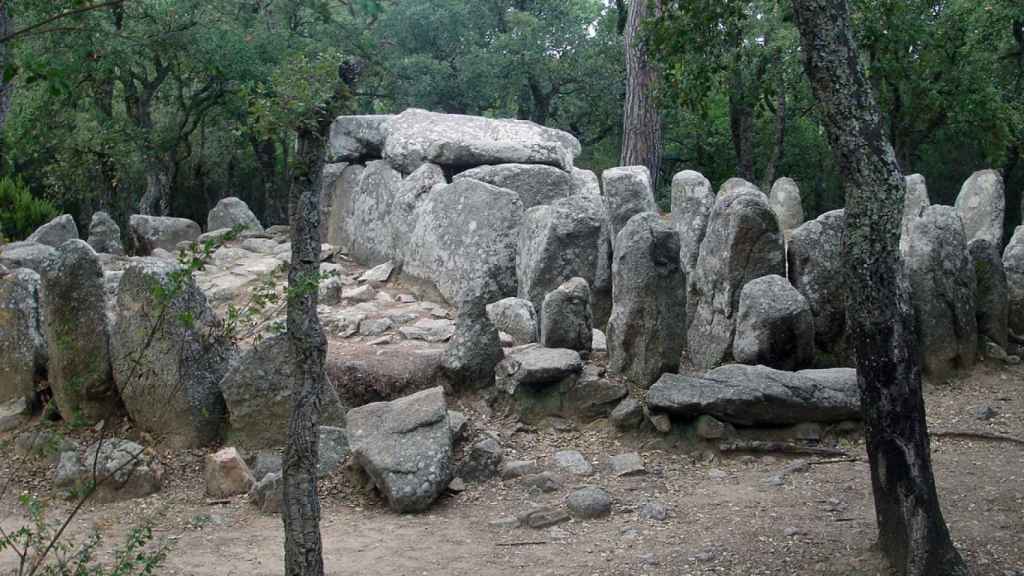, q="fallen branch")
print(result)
[719,441,849,457]
[931,430,1024,446]
[495,541,548,547]
[806,457,864,466]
